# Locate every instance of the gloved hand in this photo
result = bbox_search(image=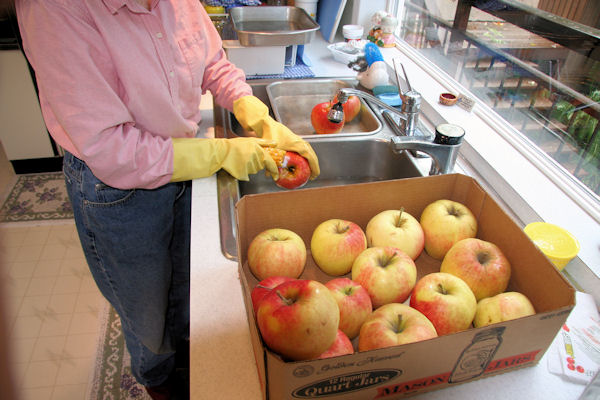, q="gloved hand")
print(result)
[170,137,279,182]
[233,95,320,179]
